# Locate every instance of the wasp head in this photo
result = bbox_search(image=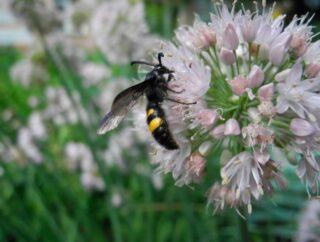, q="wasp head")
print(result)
[154,52,174,75]
[131,52,174,75]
